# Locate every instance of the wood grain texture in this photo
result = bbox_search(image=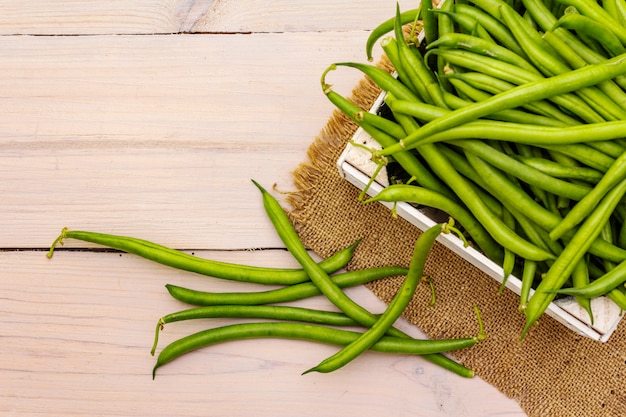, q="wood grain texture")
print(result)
[0,32,378,249]
[0,0,527,415]
[1,250,525,417]
[0,0,417,35]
